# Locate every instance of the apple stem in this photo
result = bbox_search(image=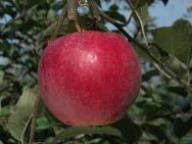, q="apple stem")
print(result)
[67,0,82,32]
[87,0,101,22]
